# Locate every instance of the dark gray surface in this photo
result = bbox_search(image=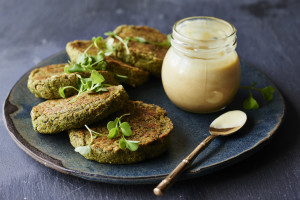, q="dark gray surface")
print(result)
[0,0,299,199]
